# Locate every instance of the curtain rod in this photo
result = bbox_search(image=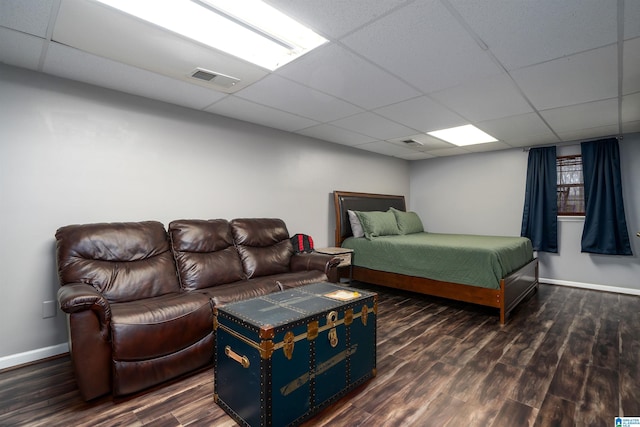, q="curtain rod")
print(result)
[522,135,623,152]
